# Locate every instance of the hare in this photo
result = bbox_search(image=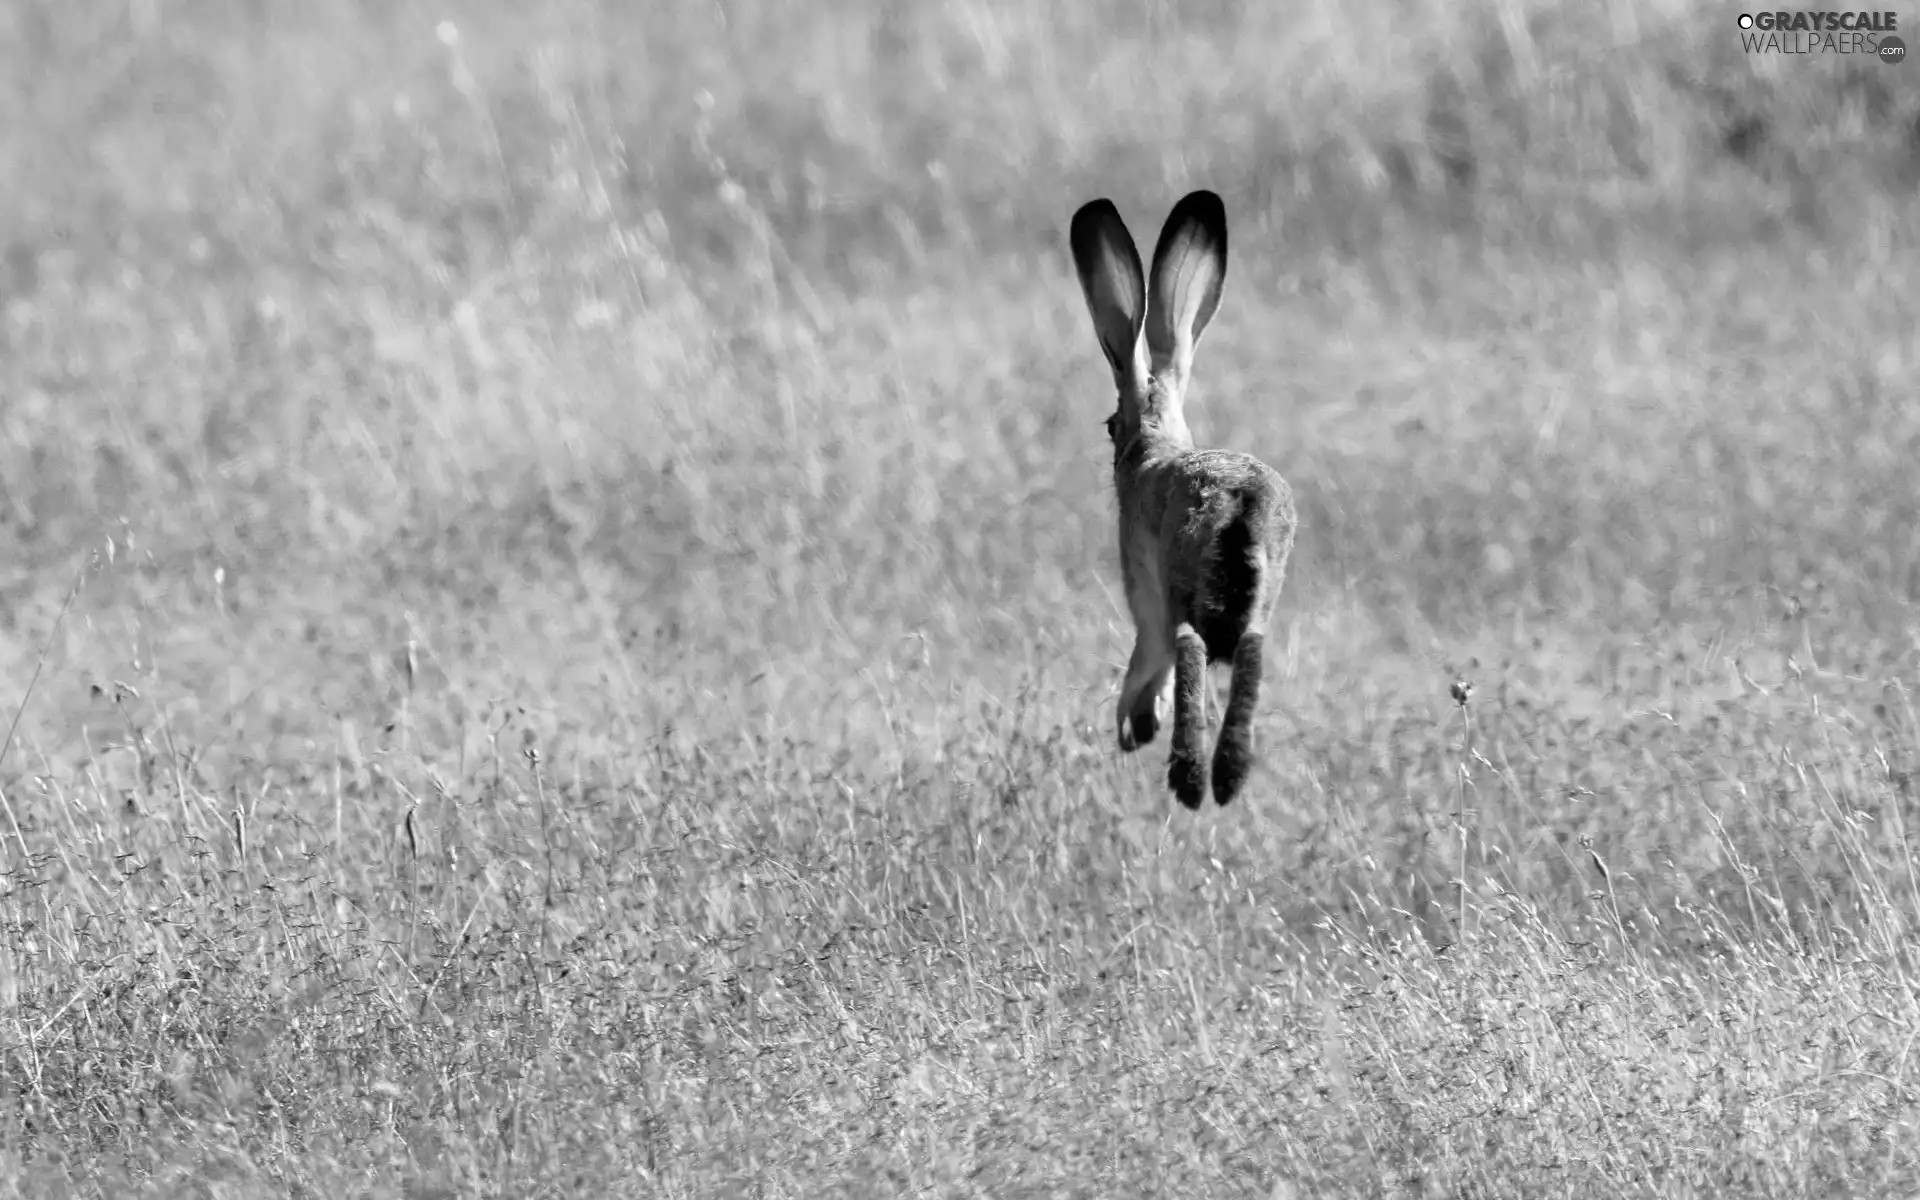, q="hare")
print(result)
[1069,190,1295,809]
